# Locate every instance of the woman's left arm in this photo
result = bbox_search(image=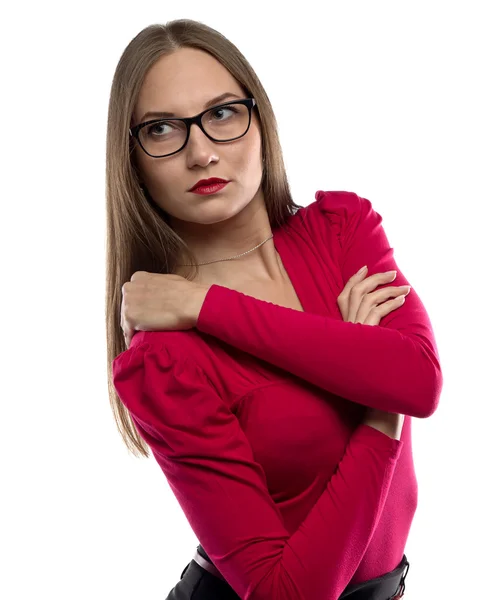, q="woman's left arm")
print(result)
[193,191,443,419]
